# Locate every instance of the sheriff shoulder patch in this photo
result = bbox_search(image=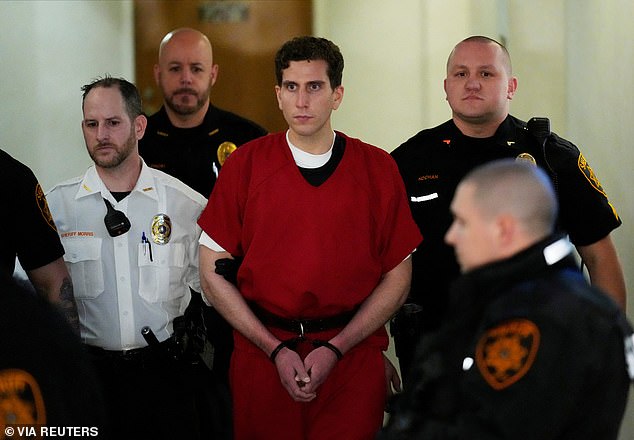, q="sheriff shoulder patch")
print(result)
[577,153,607,197]
[476,319,540,390]
[0,369,46,429]
[35,183,57,232]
